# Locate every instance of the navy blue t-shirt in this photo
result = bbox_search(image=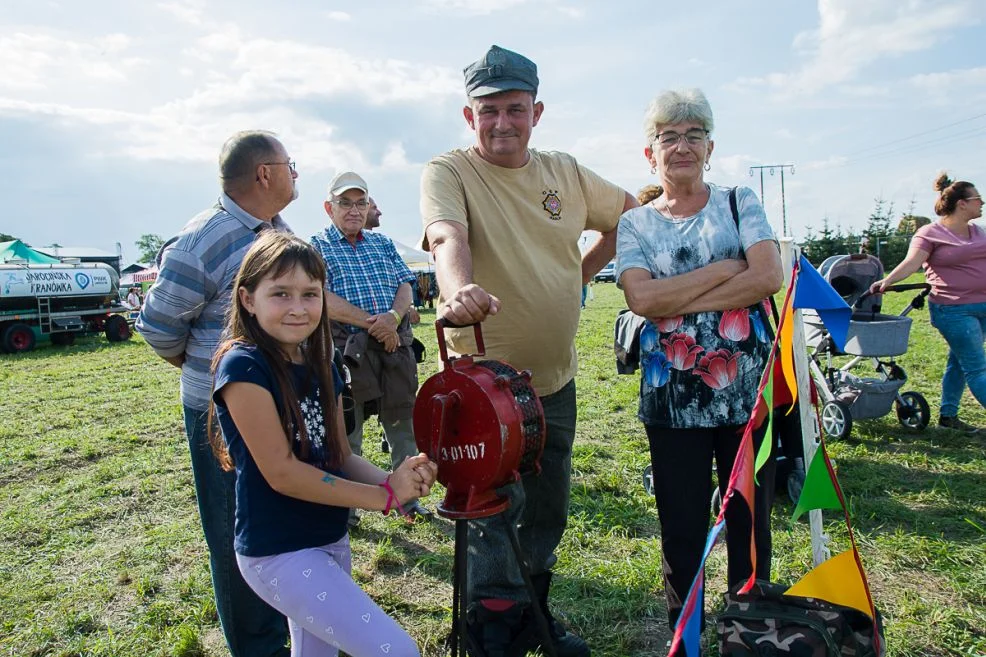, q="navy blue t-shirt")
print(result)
[213,343,347,557]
